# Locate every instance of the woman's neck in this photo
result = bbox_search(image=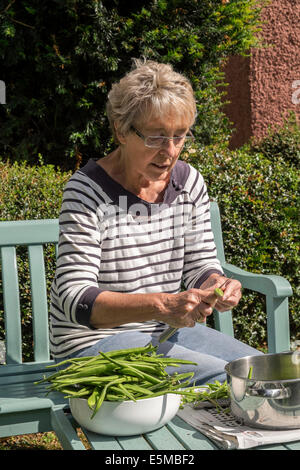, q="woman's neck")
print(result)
[97,149,170,203]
